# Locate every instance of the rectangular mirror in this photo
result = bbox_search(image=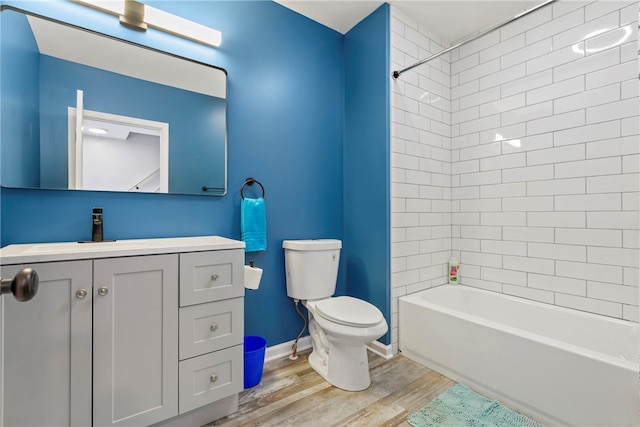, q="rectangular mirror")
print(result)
[1,7,227,196]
